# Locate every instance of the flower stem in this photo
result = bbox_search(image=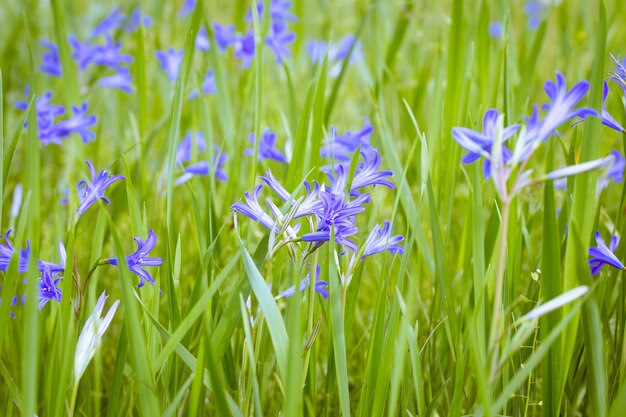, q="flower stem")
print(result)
[488,199,511,375]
